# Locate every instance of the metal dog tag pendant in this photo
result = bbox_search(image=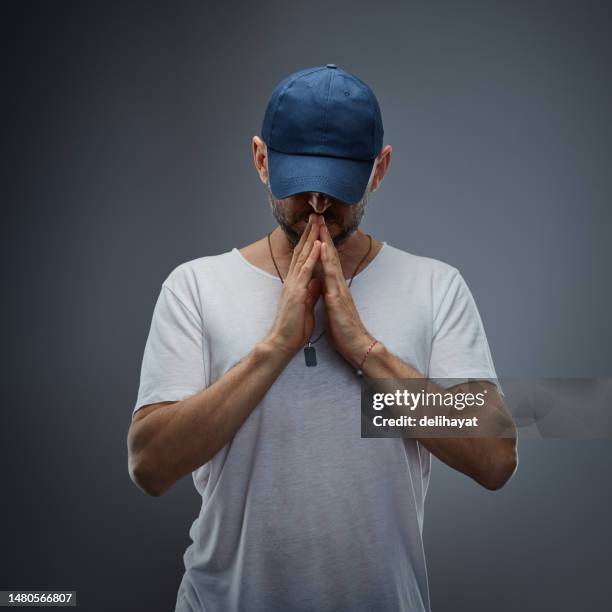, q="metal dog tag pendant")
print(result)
[304,344,317,367]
